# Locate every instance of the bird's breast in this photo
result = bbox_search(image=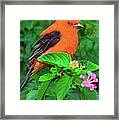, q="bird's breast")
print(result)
[61,29,79,55]
[44,29,79,56]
